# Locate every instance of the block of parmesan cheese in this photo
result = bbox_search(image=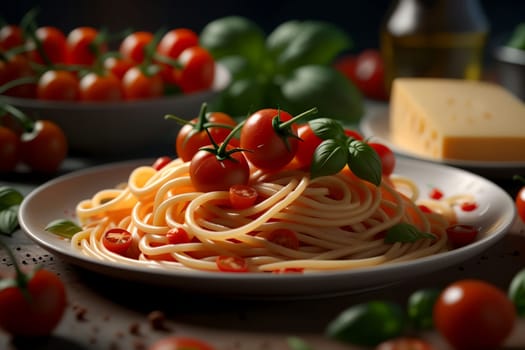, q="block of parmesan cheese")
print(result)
[389,78,525,162]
